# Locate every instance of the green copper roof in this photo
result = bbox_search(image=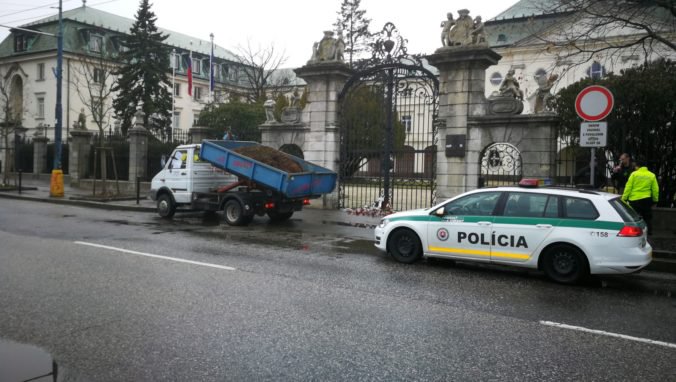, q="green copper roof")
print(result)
[489,0,568,21]
[8,5,237,61]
